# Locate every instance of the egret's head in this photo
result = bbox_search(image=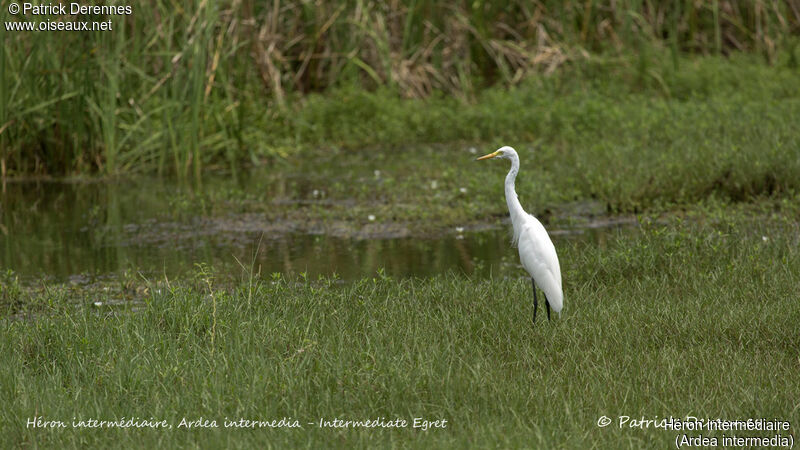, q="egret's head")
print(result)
[476,146,517,161]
